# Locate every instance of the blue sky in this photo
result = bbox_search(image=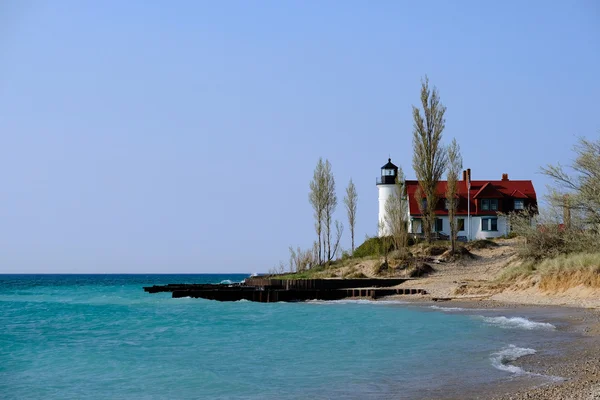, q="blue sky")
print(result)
[1,1,599,273]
